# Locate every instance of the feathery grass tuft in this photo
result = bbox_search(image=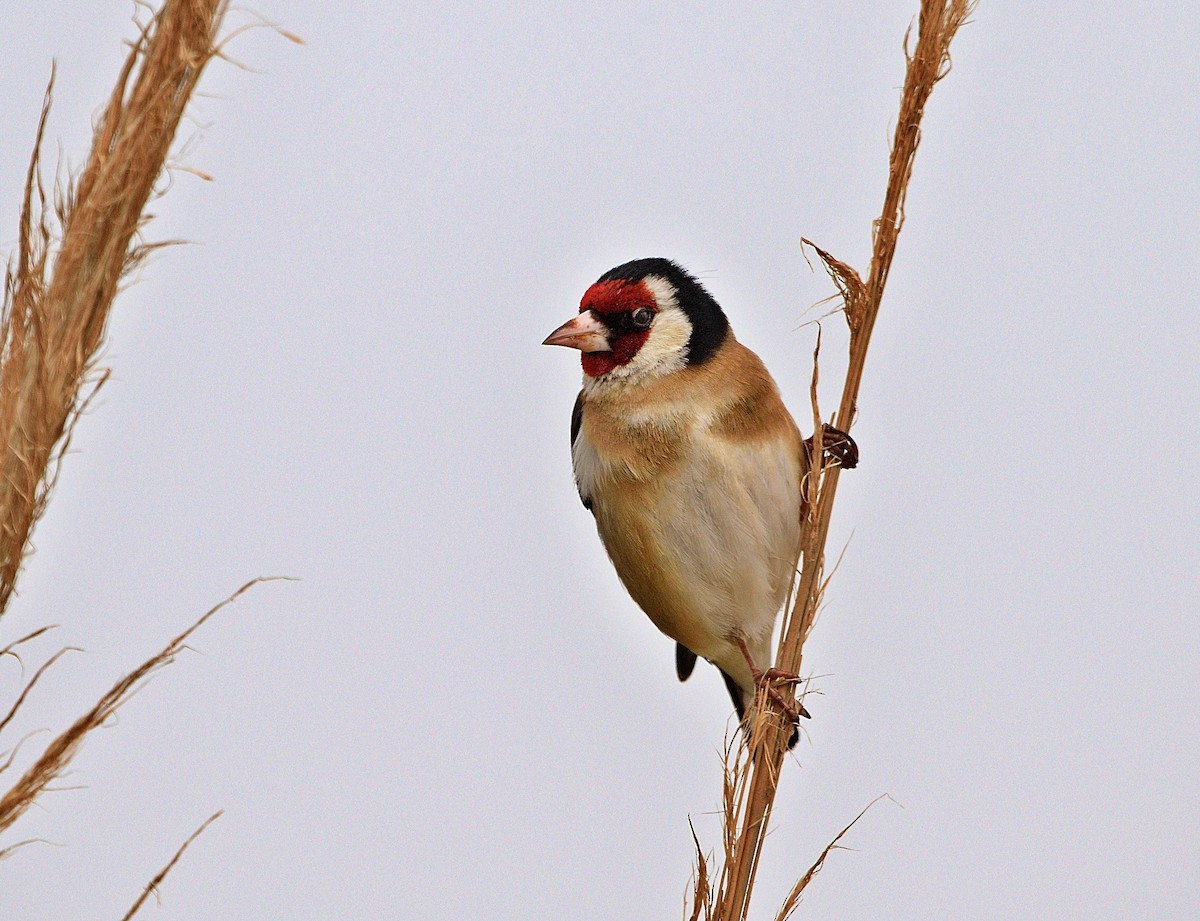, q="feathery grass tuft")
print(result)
[0,0,290,909]
[0,0,228,618]
[0,0,232,855]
